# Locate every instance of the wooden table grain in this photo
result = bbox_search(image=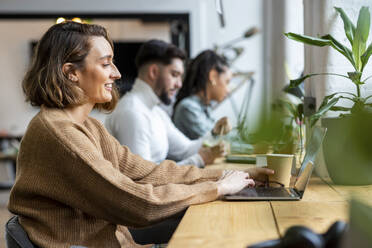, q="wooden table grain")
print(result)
[271,201,348,236]
[167,160,358,248]
[168,201,278,248]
